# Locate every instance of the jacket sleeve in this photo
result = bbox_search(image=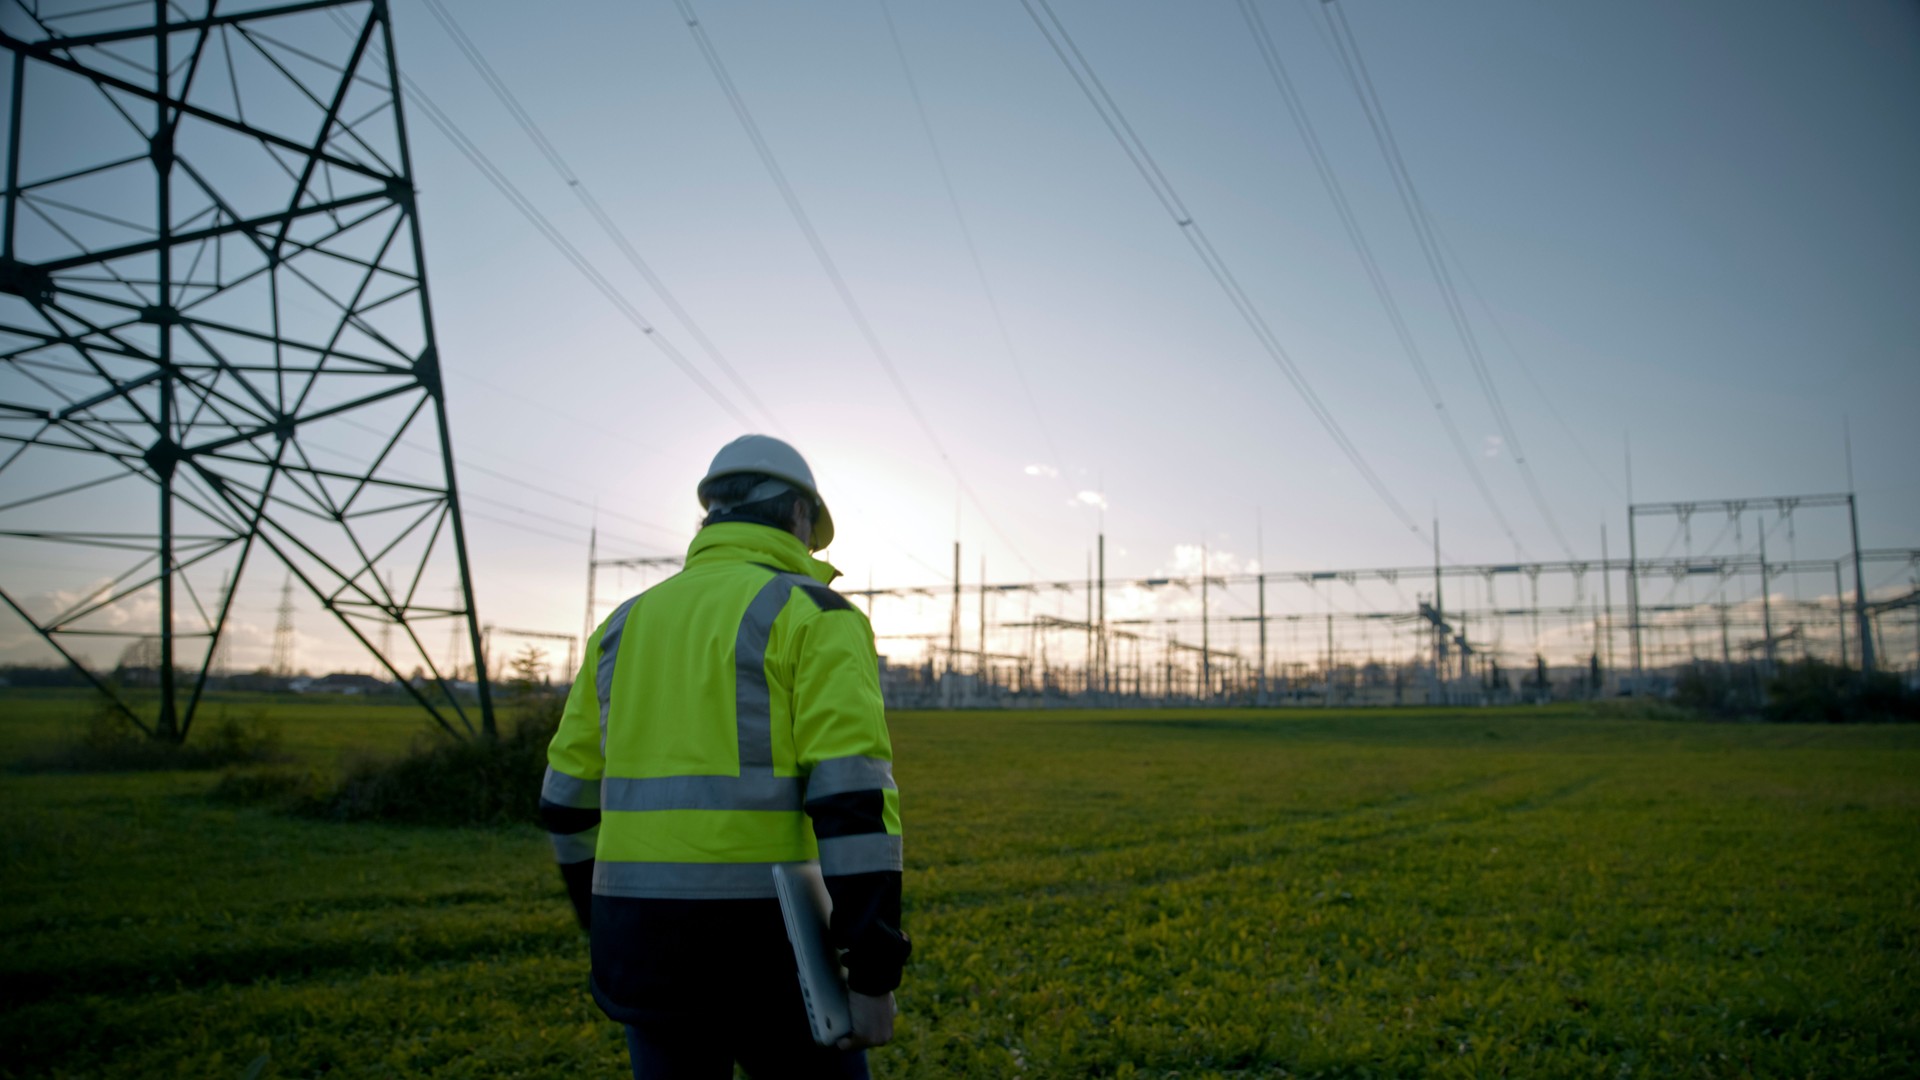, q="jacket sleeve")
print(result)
[790,595,911,995]
[539,622,606,931]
